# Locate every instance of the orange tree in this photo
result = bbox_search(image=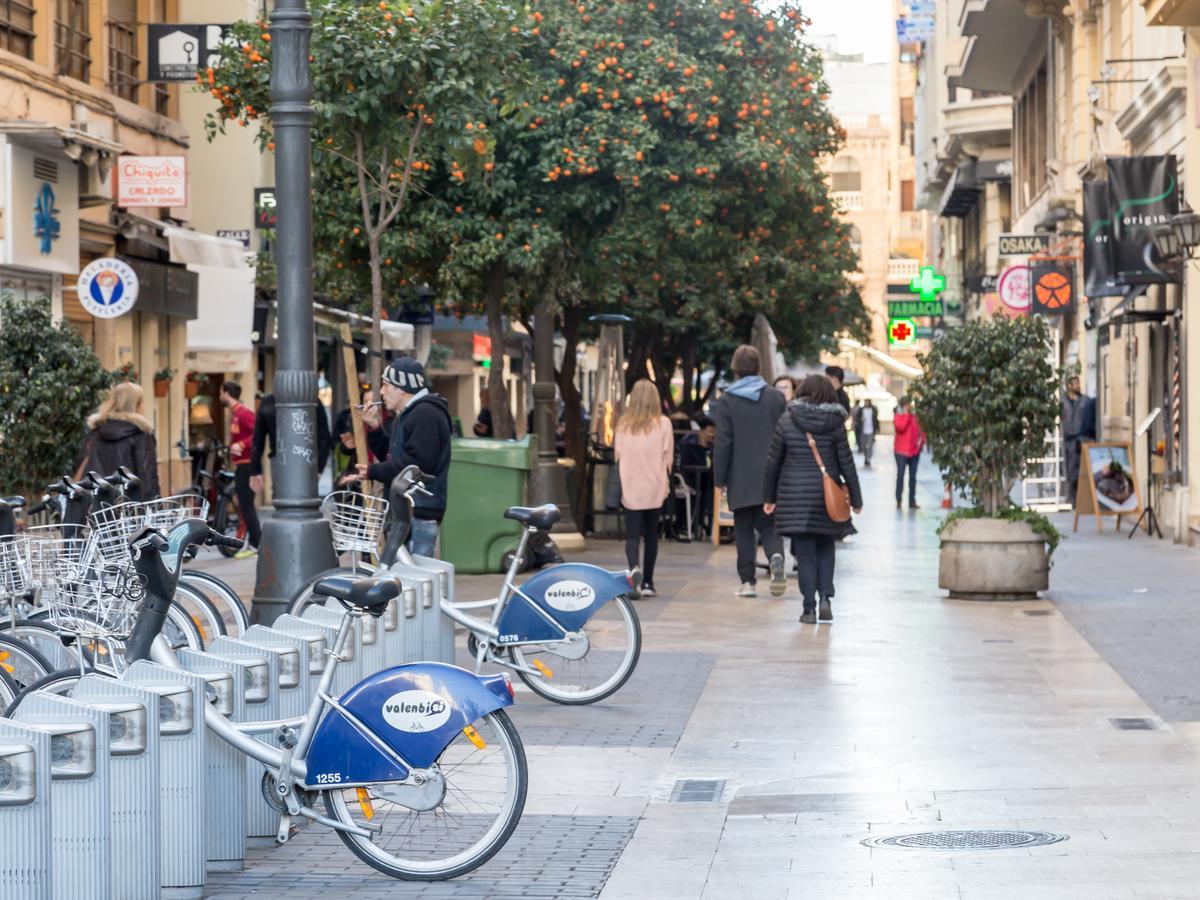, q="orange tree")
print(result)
[202,0,521,385]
